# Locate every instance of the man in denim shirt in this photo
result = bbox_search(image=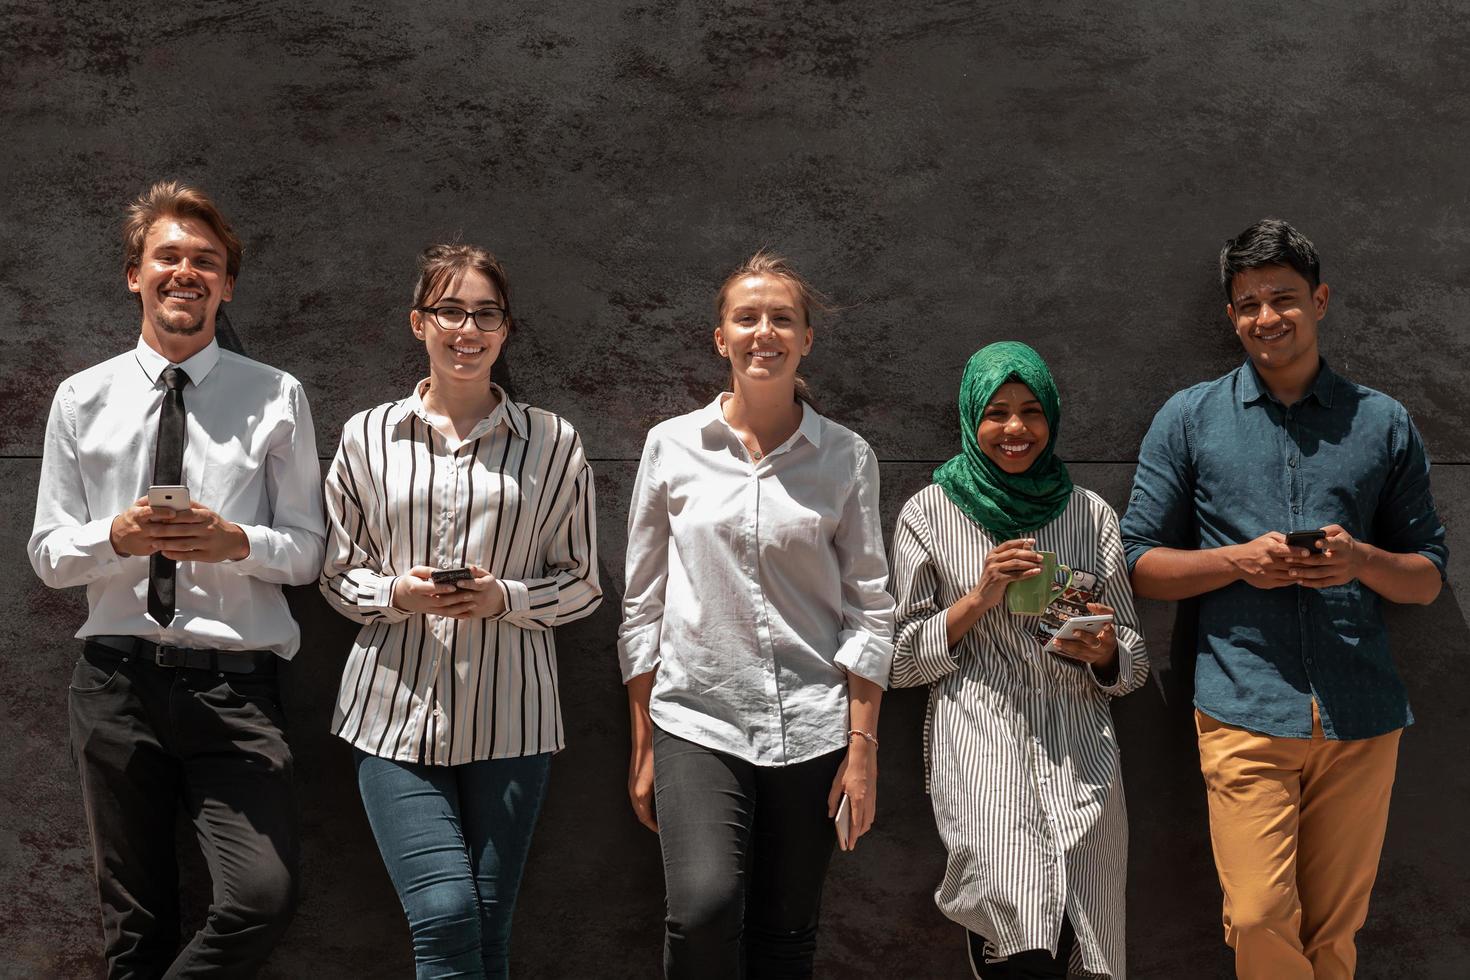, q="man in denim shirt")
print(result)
[1122,219,1447,980]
